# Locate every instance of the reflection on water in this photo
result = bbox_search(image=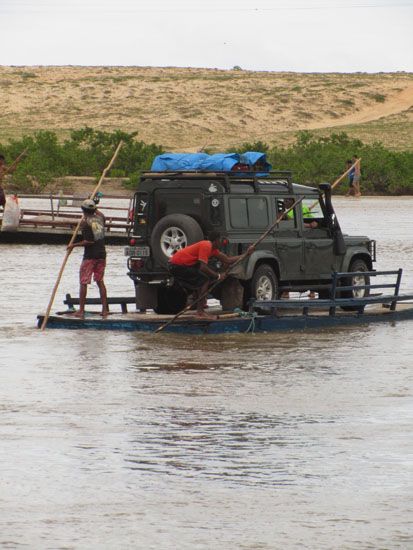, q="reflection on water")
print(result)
[124,405,339,488]
[0,198,412,548]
